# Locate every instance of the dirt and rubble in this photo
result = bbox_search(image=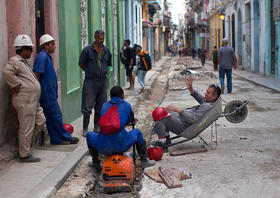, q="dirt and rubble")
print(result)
[53,57,179,198]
